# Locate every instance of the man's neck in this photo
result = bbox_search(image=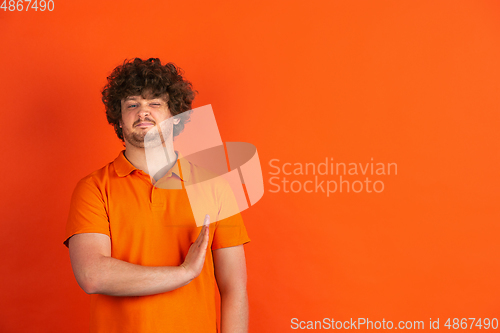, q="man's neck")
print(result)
[124,143,178,182]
